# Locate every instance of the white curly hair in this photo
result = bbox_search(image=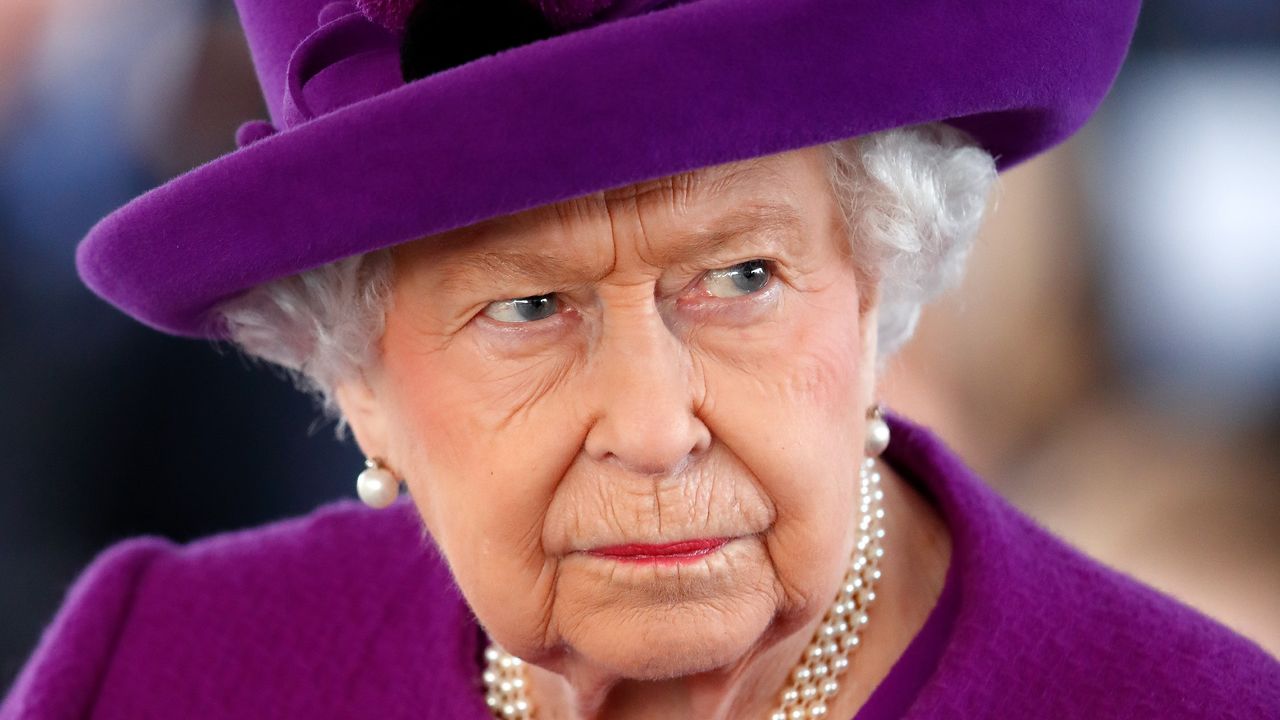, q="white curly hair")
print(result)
[215,122,998,428]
